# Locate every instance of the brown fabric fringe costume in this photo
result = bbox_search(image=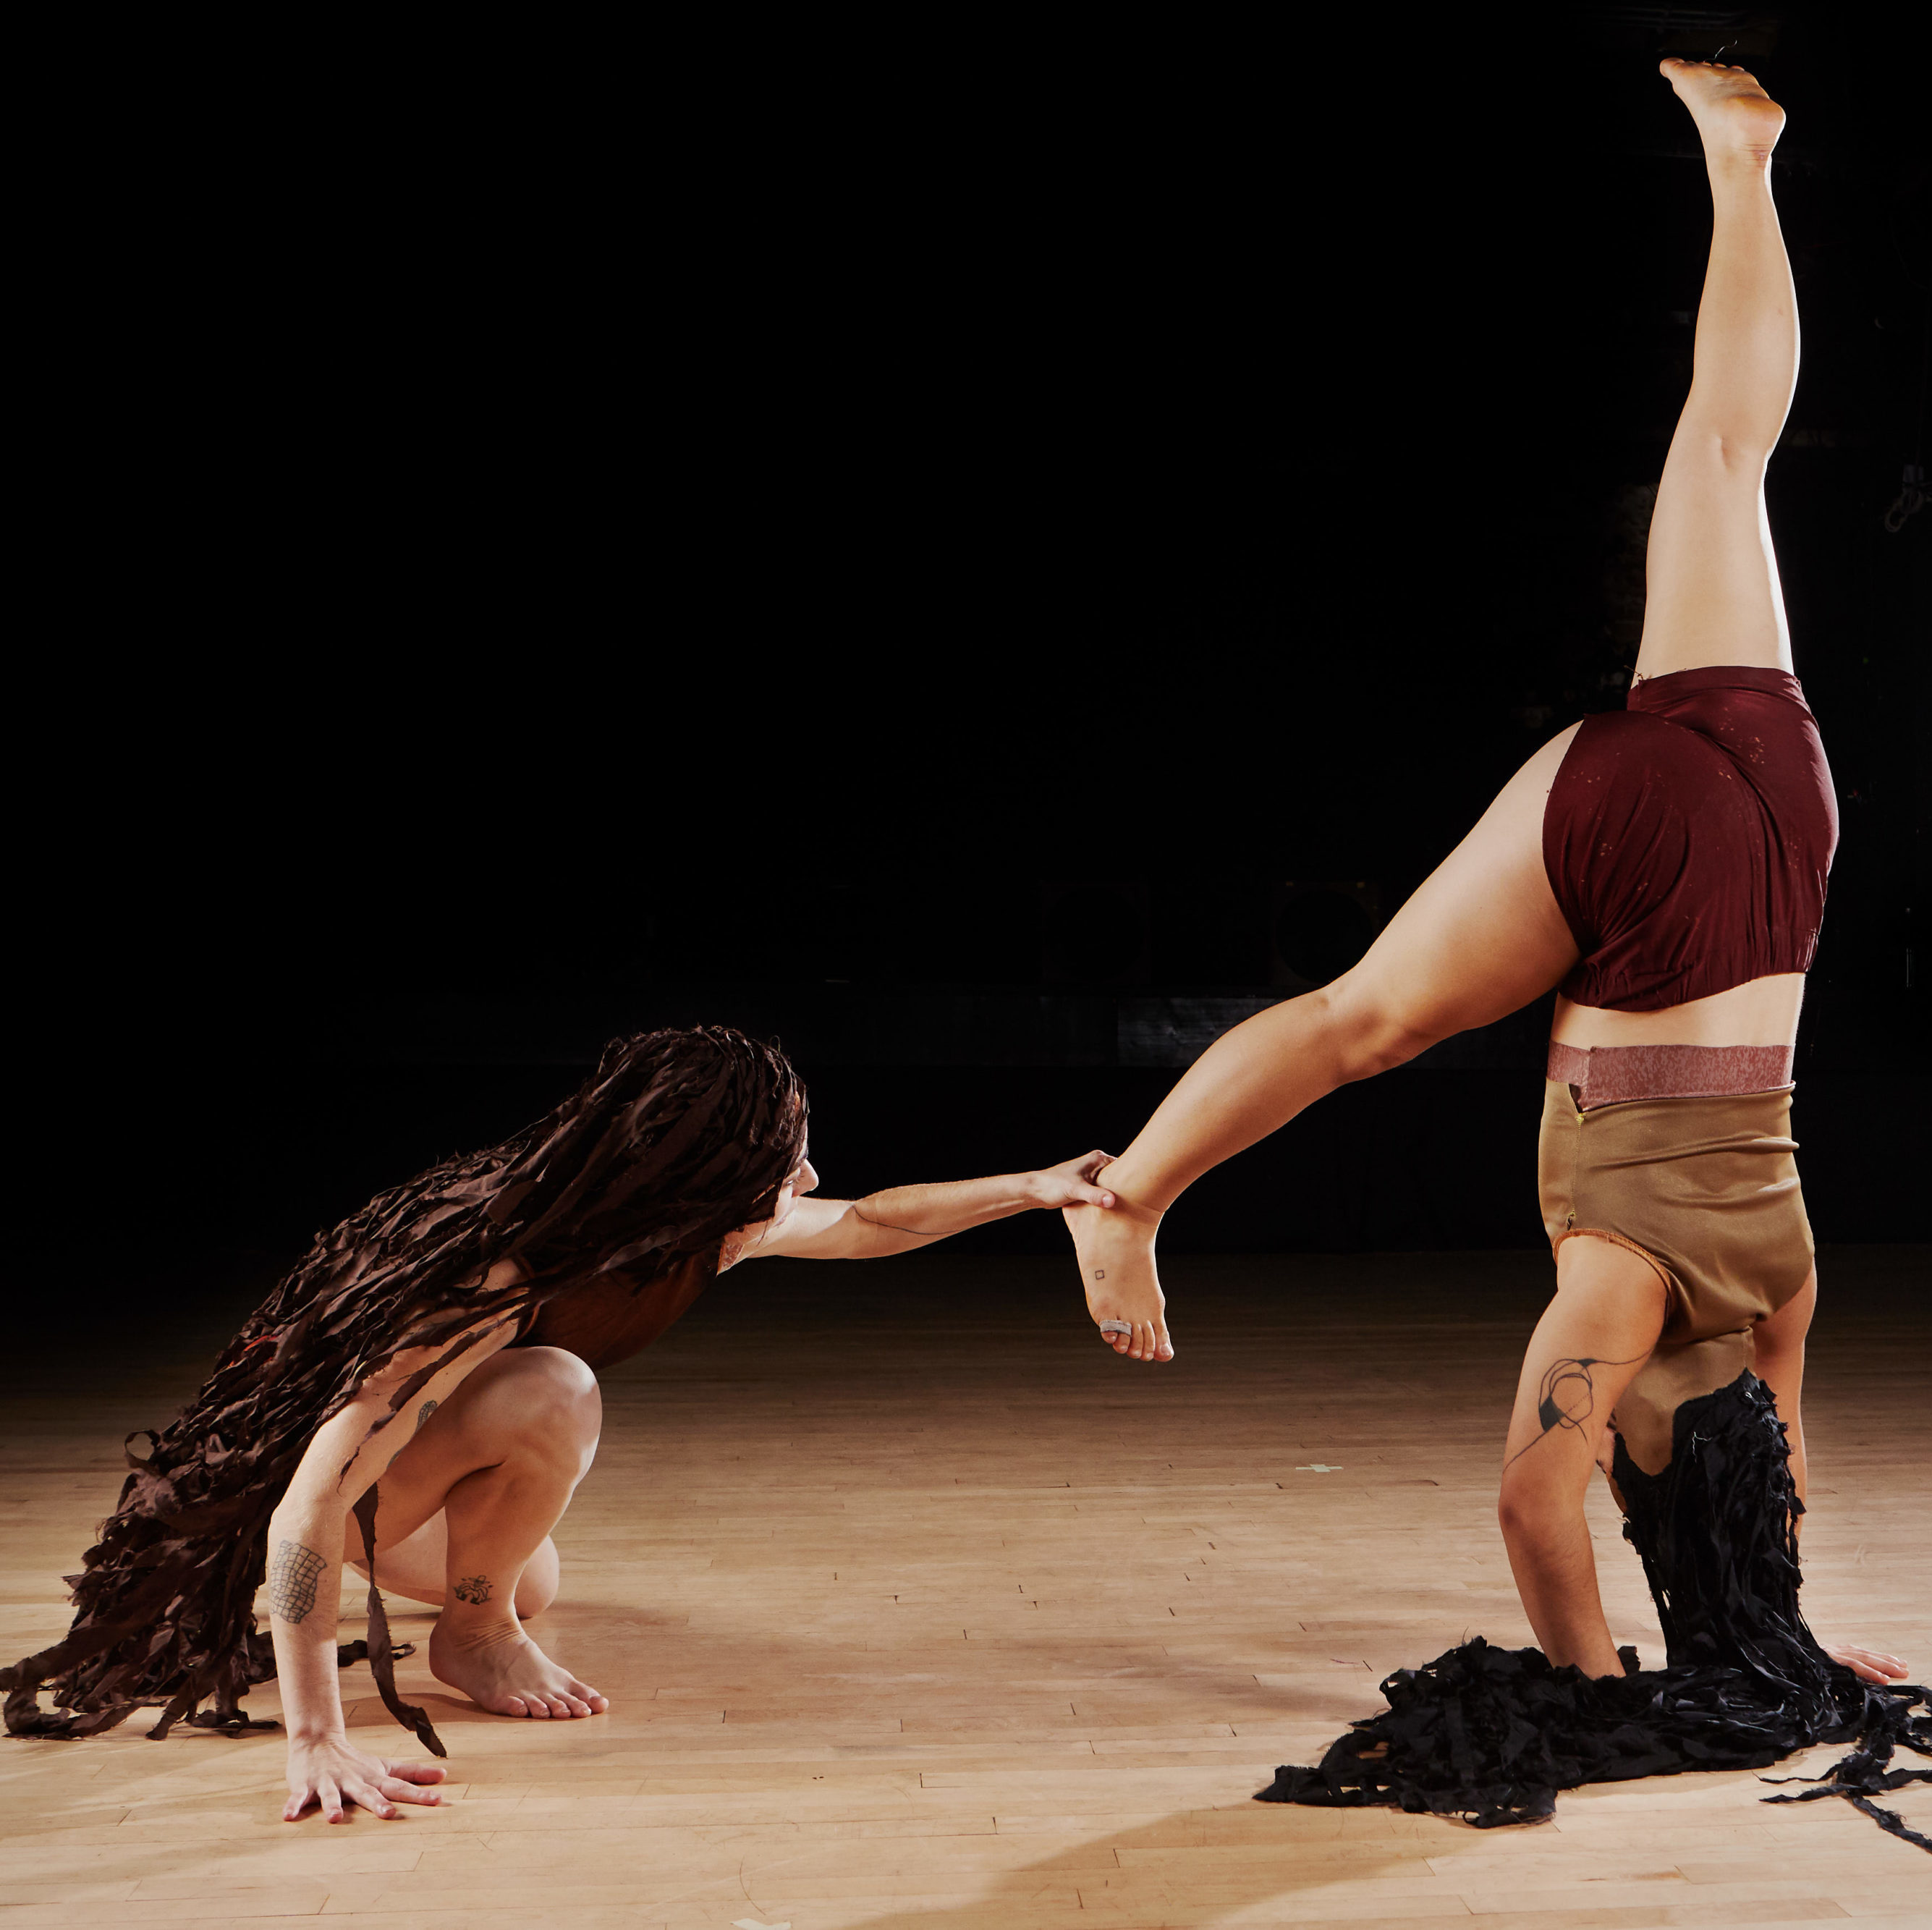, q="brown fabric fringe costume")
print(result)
[2,1027,806,1751]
